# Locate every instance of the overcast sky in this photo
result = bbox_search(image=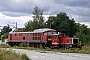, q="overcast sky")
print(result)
[0,0,90,29]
